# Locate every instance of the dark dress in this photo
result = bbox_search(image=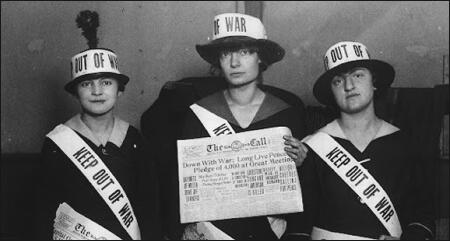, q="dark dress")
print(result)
[284,120,435,239]
[168,90,307,240]
[33,114,161,240]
